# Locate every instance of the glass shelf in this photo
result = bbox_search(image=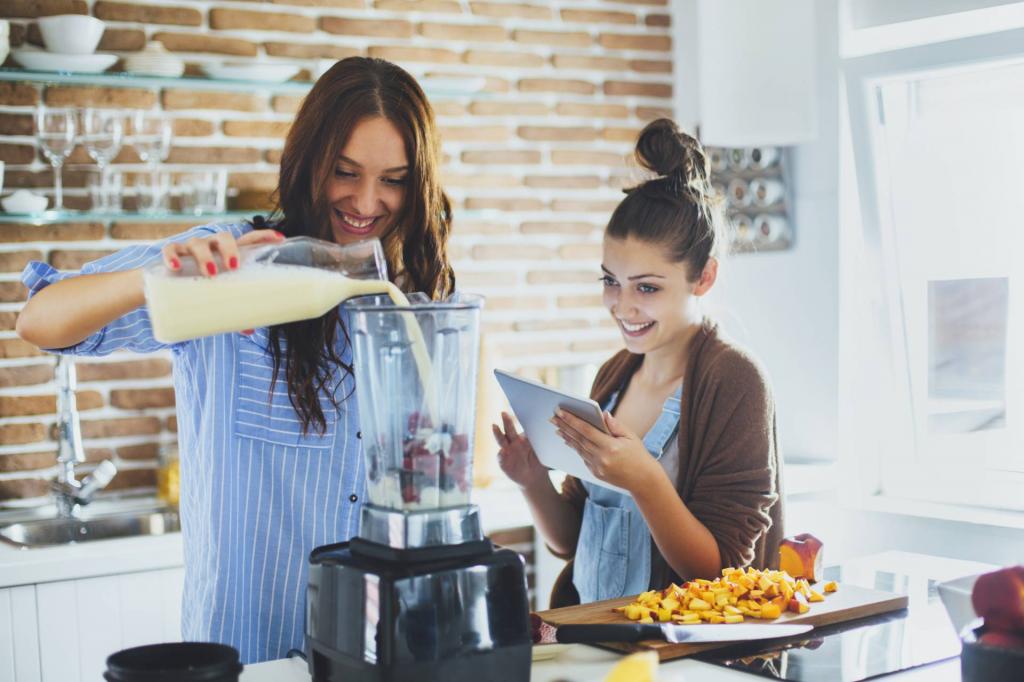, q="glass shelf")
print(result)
[0,67,487,97]
[0,210,258,225]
